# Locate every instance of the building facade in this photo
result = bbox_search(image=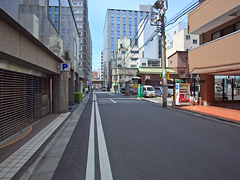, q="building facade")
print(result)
[100,50,103,80]
[0,0,82,142]
[188,0,240,105]
[72,0,92,86]
[103,5,151,86]
[138,19,162,60]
